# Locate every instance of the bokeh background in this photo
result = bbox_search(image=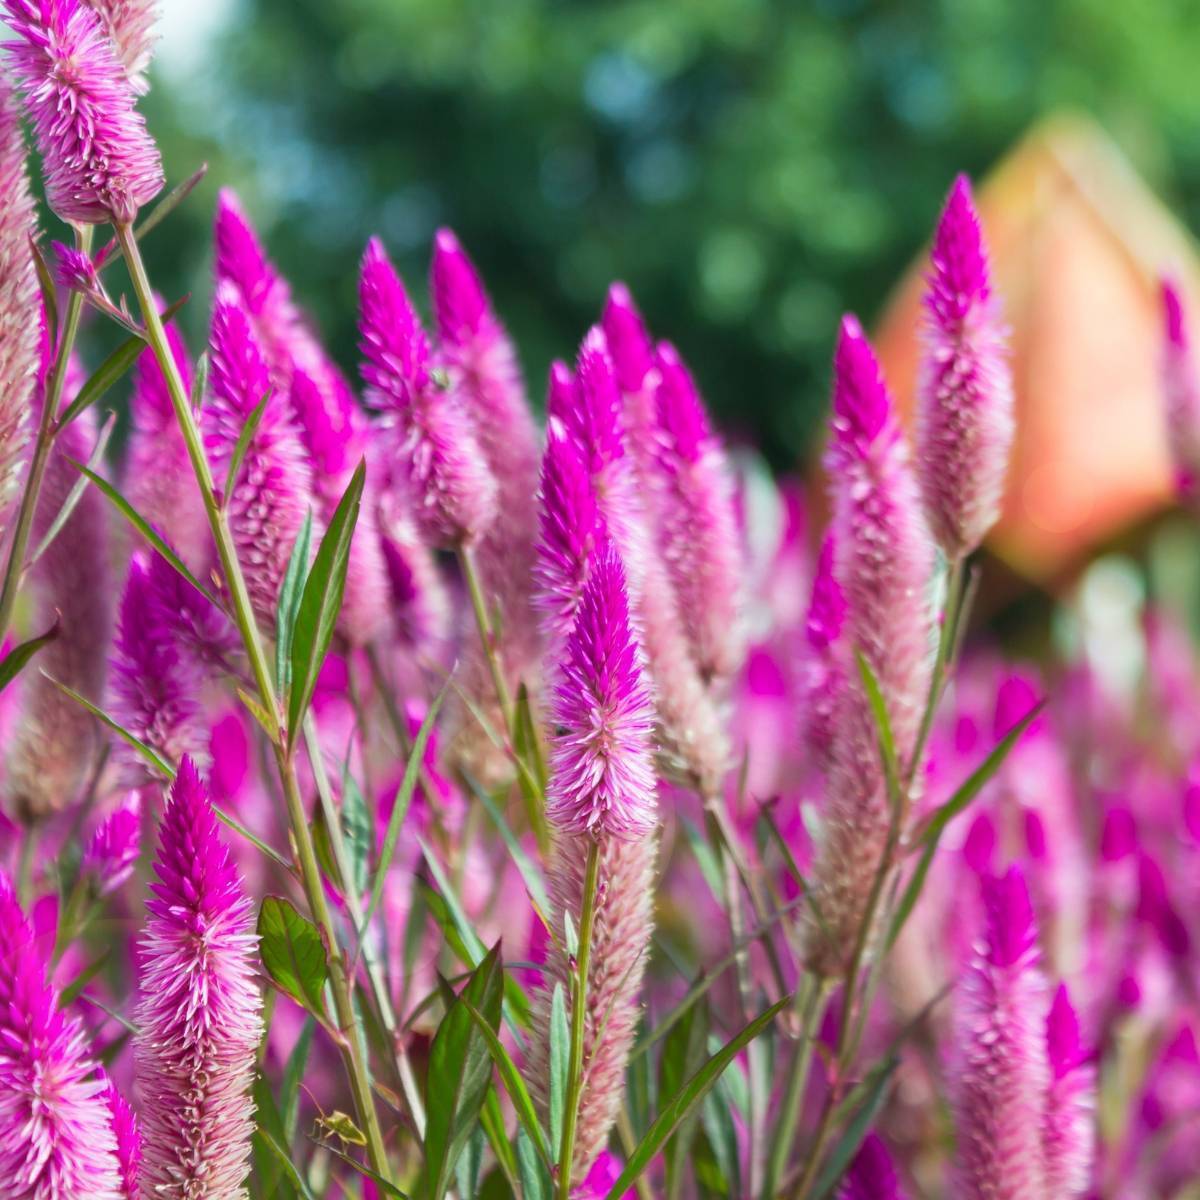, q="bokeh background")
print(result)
[121,0,1200,475]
